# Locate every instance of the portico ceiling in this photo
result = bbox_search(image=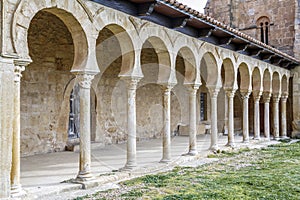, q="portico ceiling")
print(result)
[91,0,300,69]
